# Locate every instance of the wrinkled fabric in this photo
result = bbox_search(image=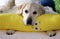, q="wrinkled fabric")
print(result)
[0,0,9,10]
[40,0,56,11]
